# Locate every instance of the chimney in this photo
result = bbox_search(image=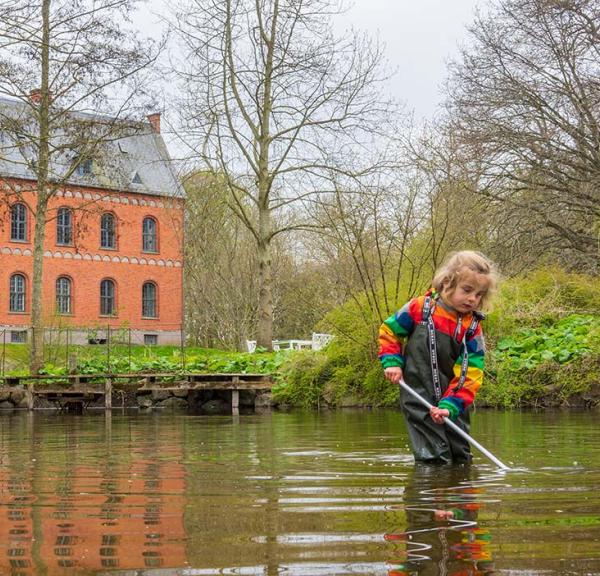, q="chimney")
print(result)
[147,112,161,134]
[29,88,52,105]
[29,89,42,105]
